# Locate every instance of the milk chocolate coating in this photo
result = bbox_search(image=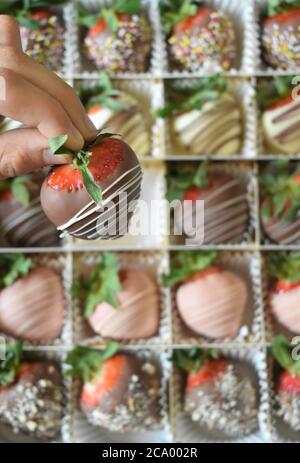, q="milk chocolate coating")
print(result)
[40,140,142,241]
[0,267,65,342]
[261,214,300,244]
[0,177,60,247]
[81,354,160,432]
[185,362,258,437]
[0,361,63,440]
[262,12,300,69]
[175,173,249,244]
